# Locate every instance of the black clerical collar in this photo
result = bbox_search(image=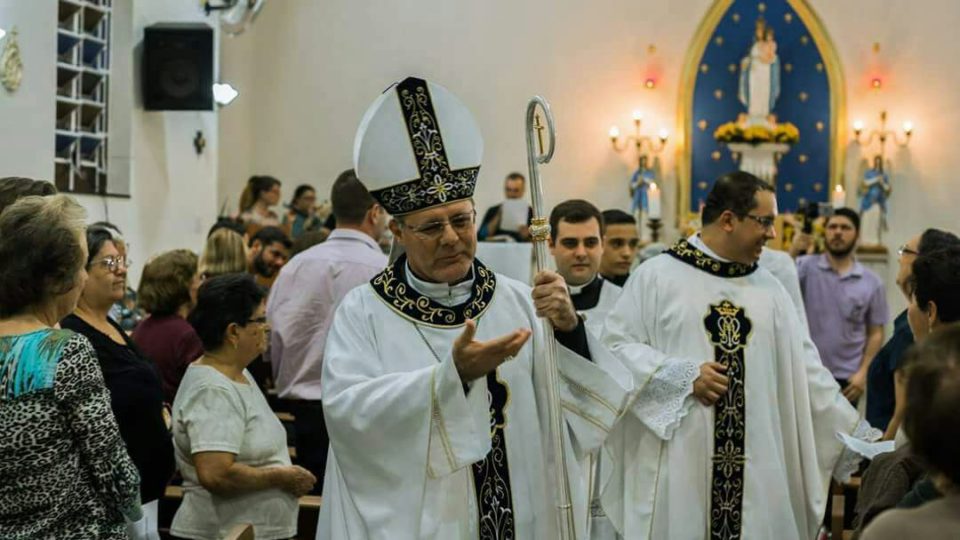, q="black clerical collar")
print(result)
[569,276,603,311]
[666,237,757,278]
[601,273,629,288]
[369,254,497,327]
